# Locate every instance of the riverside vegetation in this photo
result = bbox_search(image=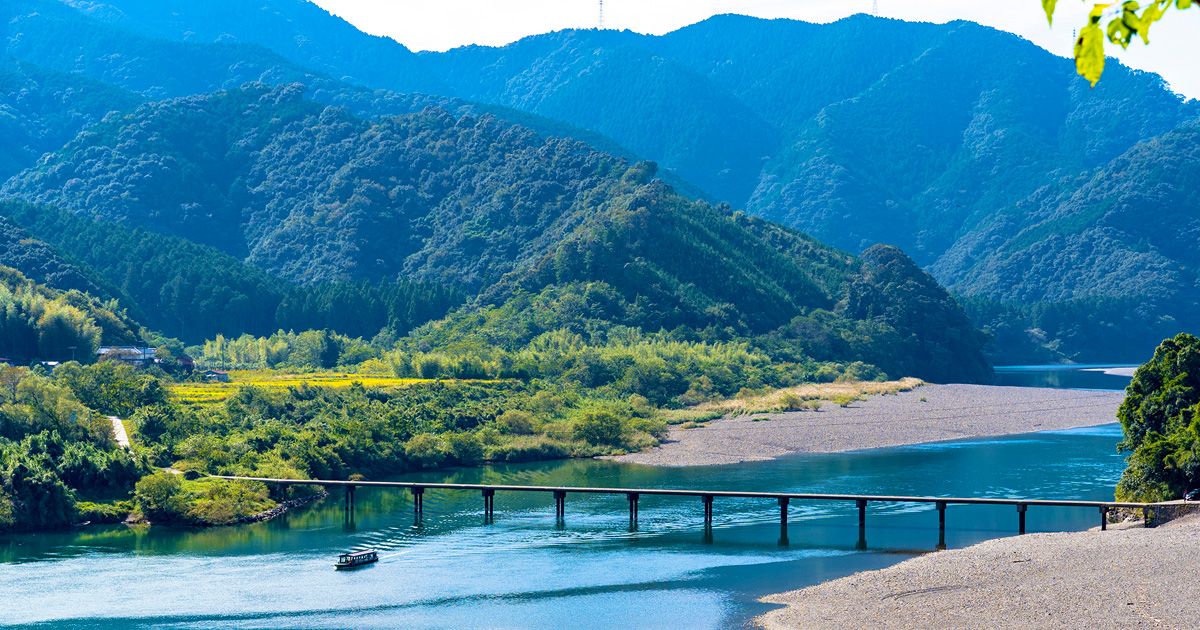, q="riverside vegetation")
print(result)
[0,0,1194,533]
[0,341,923,532]
[1116,333,1200,502]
